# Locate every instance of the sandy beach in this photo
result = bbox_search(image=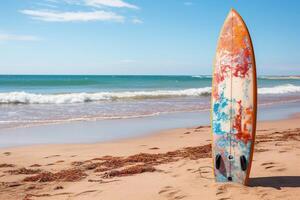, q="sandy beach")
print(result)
[1,0,300,199]
[0,116,299,200]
